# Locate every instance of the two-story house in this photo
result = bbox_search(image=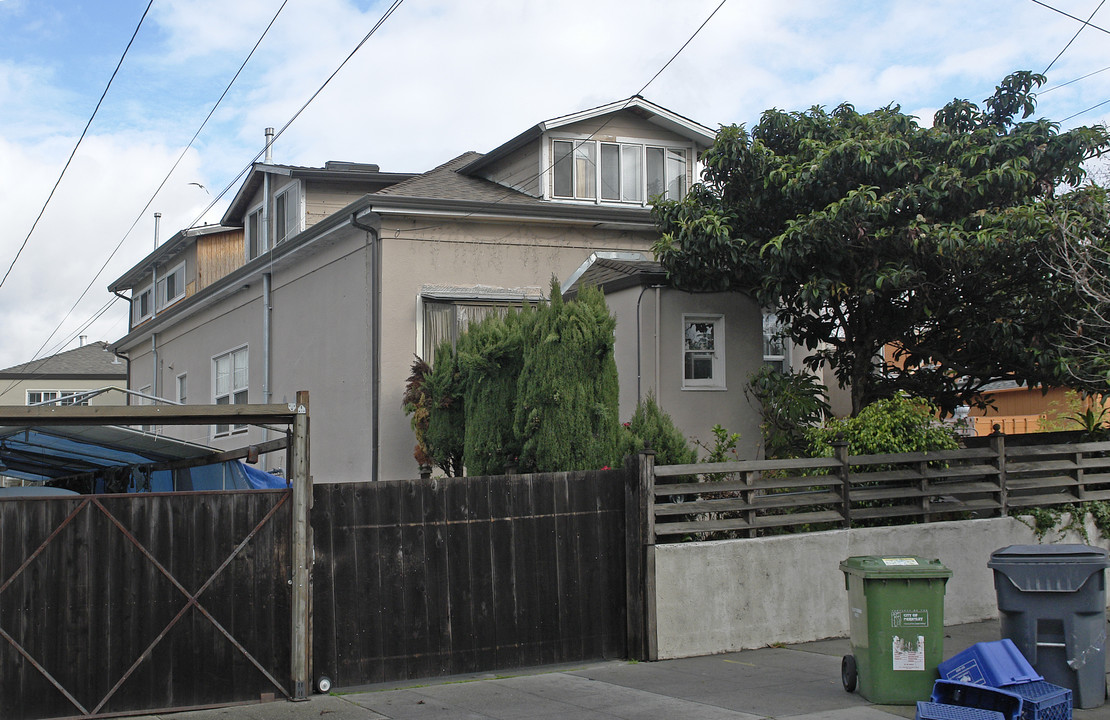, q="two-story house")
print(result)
[109,97,784,482]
